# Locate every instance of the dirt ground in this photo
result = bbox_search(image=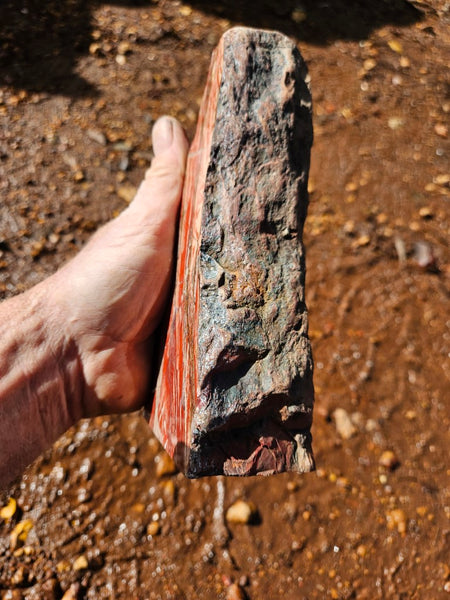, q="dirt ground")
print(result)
[0,1,449,598]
